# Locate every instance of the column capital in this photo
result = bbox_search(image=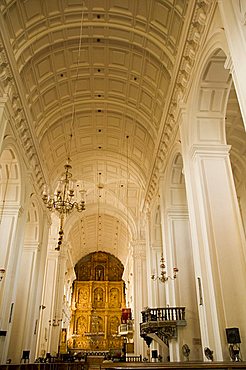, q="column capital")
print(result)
[190,144,231,159]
